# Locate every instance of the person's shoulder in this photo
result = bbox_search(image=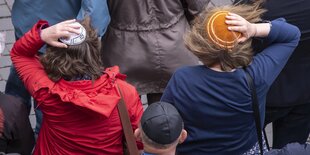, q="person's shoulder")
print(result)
[174,65,202,75]
[116,79,136,92]
[114,73,139,98]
